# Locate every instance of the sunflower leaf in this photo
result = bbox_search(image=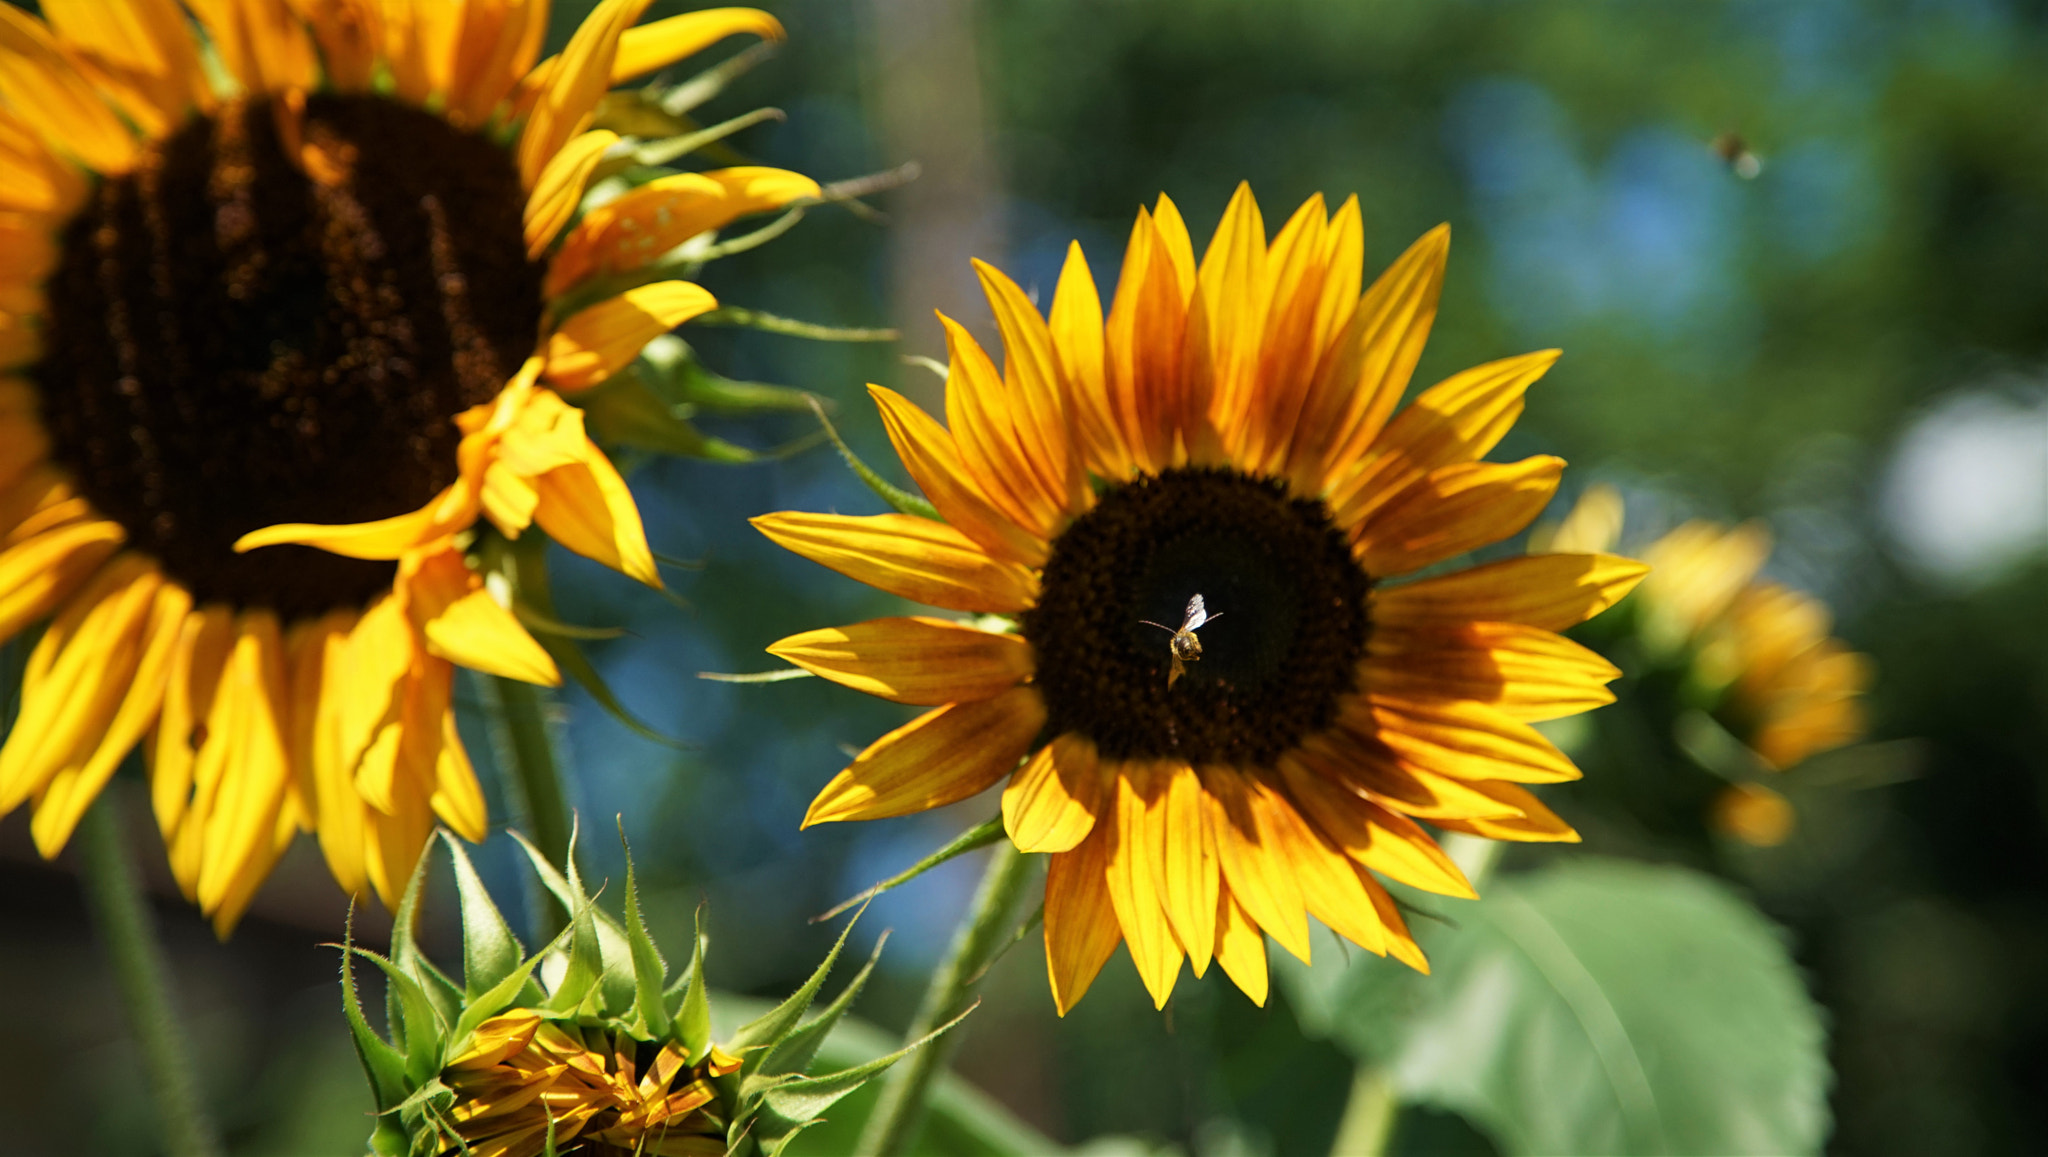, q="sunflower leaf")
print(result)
[620,827,672,1040]
[804,395,939,521]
